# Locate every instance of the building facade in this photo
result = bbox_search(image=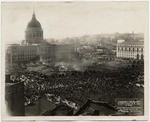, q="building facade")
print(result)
[5,74,25,116]
[6,44,38,64]
[37,44,55,64]
[116,41,144,59]
[5,12,76,66]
